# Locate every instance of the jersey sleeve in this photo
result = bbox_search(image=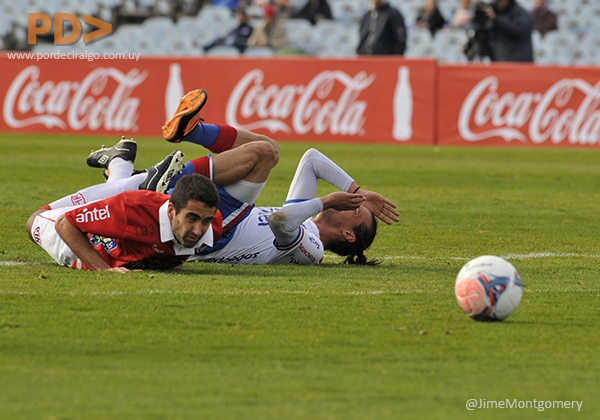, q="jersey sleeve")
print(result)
[274,224,324,265]
[268,198,323,247]
[284,148,354,204]
[63,194,130,238]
